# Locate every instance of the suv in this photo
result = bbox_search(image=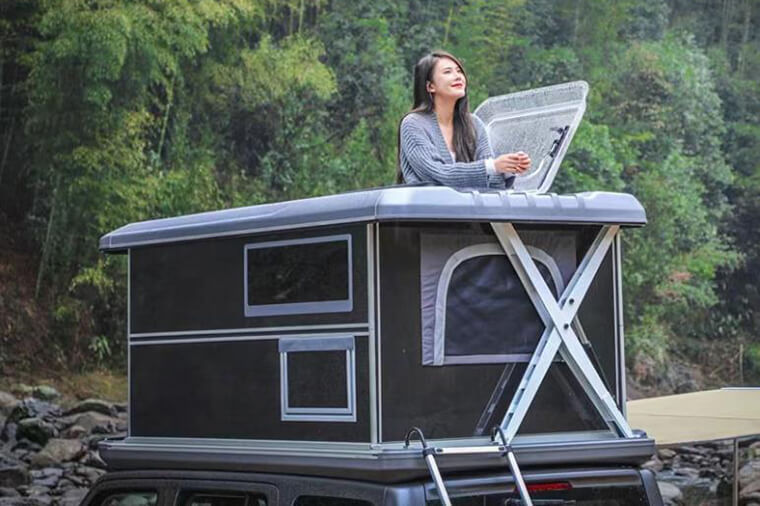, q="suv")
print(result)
[82,466,662,506]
